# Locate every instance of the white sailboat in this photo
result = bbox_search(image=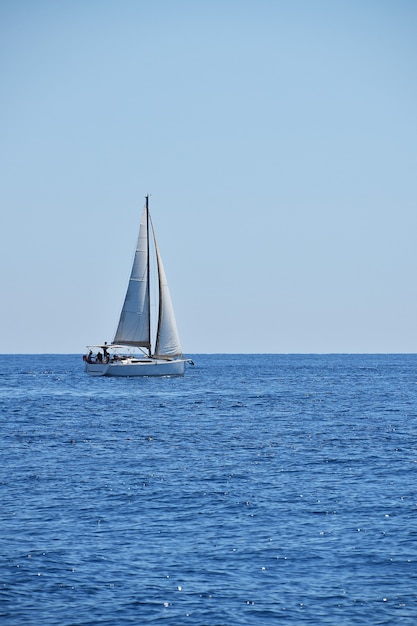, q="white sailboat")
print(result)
[84,195,191,376]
